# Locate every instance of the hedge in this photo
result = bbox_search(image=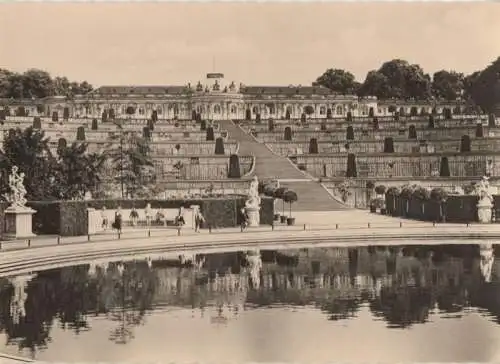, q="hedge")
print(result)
[385,194,479,223]
[27,200,89,236]
[0,197,275,238]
